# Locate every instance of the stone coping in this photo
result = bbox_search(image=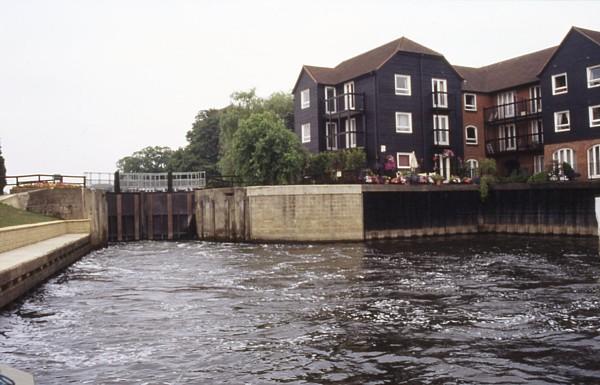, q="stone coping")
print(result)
[246,185,362,197]
[0,219,90,253]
